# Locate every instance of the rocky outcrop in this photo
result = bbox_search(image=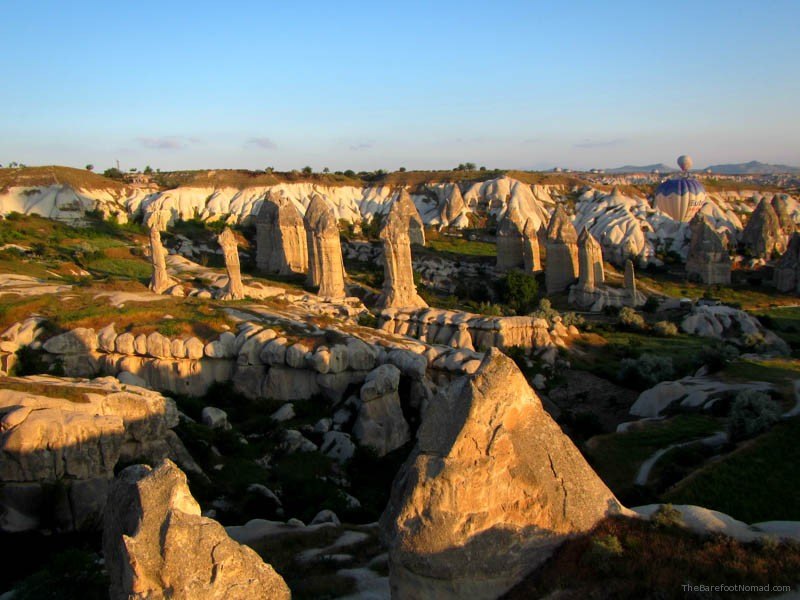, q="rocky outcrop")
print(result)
[741,198,786,258]
[103,460,289,600]
[569,229,610,309]
[681,305,789,354]
[545,204,578,294]
[381,349,623,598]
[496,205,526,271]
[256,191,308,275]
[305,194,347,300]
[774,232,800,293]
[376,191,428,309]
[438,183,469,229]
[771,194,795,236]
[686,213,731,285]
[0,375,196,532]
[522,219,542,273]
[352,364,410,456]
[145,210,177,294]
[217,227,245,300]
[394,187,426,246]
